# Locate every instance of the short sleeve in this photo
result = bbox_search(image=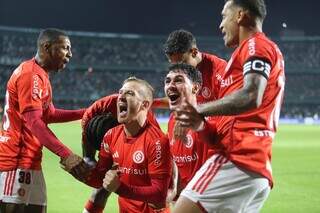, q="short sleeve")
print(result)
[240,38,275,79]
[17,73,47,113]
